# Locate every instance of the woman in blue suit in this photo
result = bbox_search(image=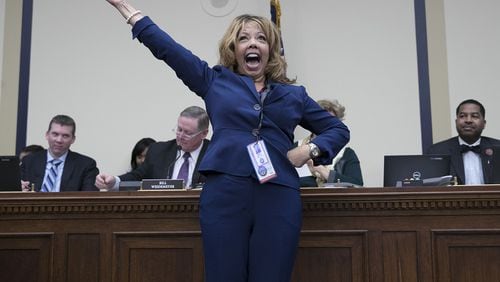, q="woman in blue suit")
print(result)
[105,1,350,281]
